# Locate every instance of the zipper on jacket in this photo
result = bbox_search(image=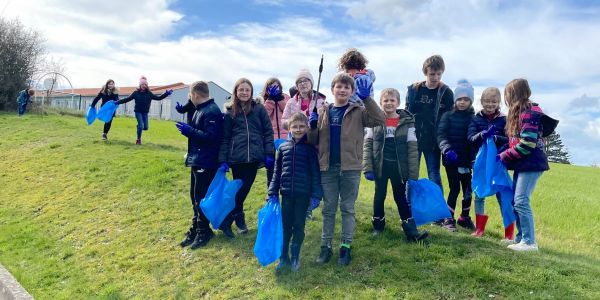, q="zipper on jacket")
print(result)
[275,104,281,139]
[291,139,296,196]
[242,105,250,162]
